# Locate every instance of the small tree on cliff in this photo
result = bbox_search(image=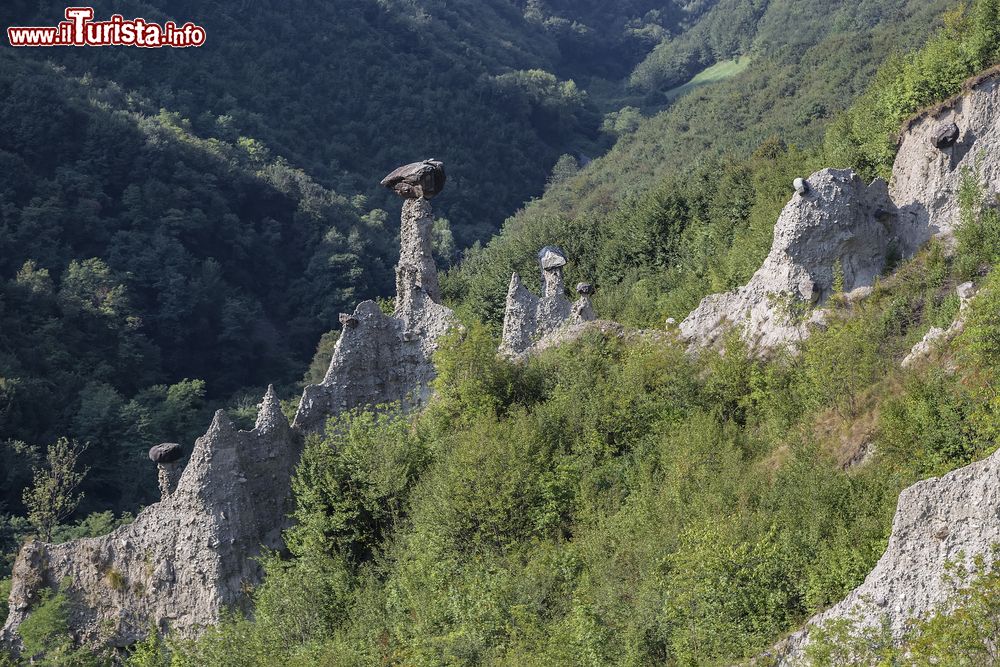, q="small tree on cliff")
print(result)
[23,438,89,542]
